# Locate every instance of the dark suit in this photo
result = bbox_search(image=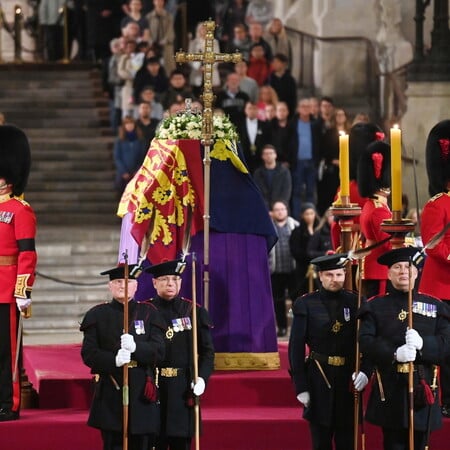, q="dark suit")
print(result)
[289,288,370,450]
[236,118,272,173]
[80,299,166,450]
[359,290,450,450]
[151,295,215,450]
[253,163,292,209]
